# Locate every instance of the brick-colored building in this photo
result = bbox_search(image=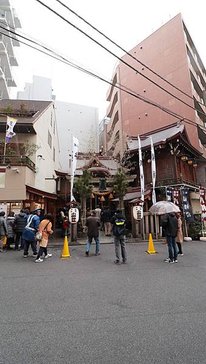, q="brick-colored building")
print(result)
[105,13,206,181]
